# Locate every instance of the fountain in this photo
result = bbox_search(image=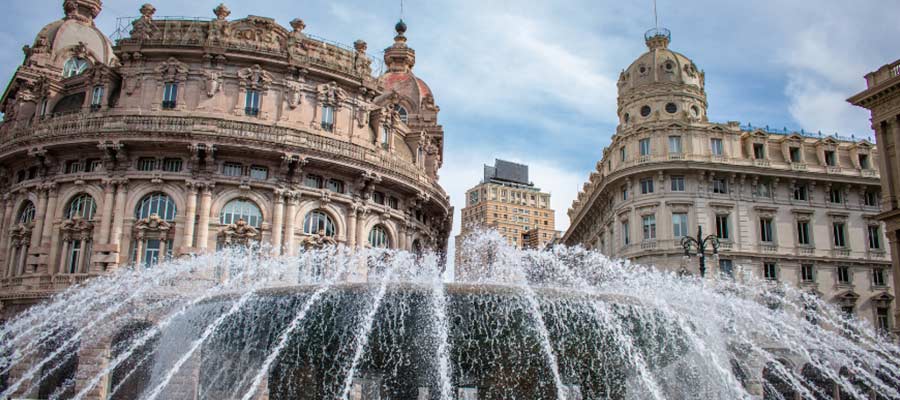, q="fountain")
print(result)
[0,231,898,399]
